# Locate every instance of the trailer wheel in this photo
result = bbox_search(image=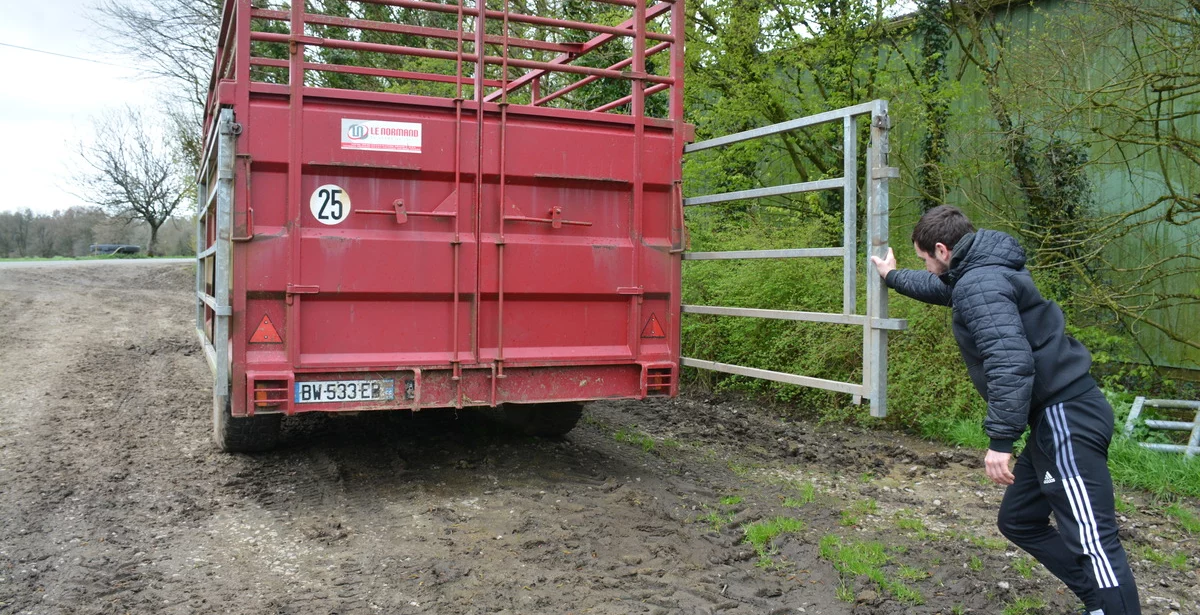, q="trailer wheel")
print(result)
[213,394,282,452]
[502,402,584,437]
